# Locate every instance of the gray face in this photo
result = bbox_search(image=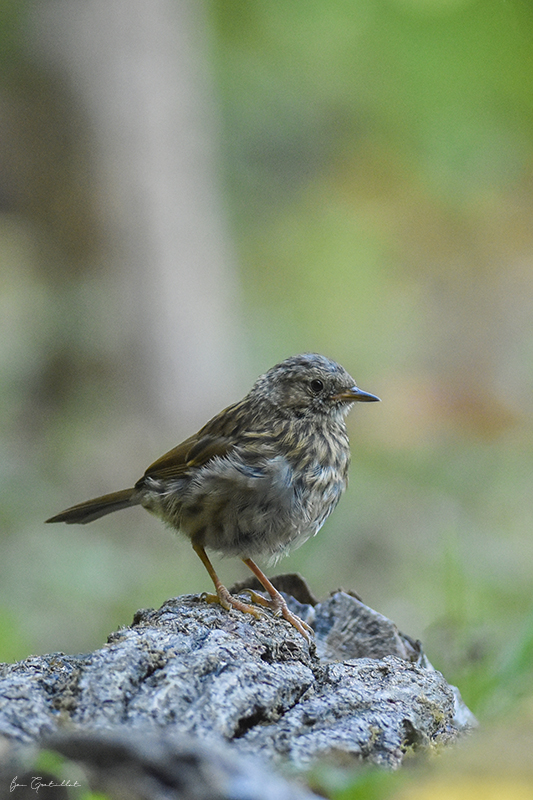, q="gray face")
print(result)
[251,353,358,417]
